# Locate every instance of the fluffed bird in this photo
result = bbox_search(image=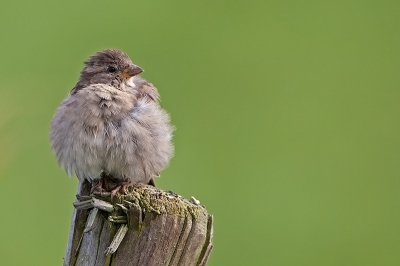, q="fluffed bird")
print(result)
[50,49,174,194]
